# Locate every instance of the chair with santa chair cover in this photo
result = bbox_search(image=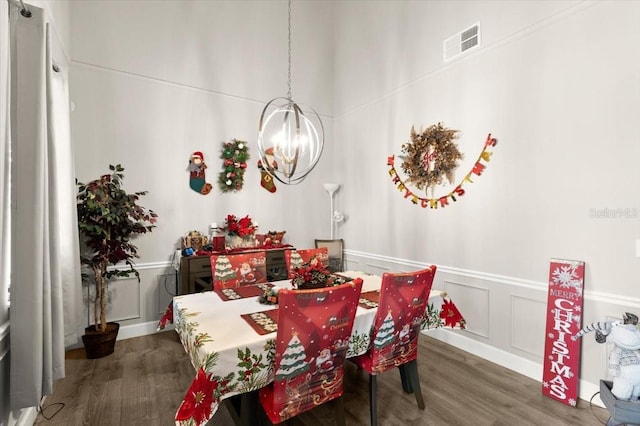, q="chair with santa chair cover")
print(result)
[258,278,363,425]
[349,266,437,426]
[209,251,267,290]
[283,247,329,279]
